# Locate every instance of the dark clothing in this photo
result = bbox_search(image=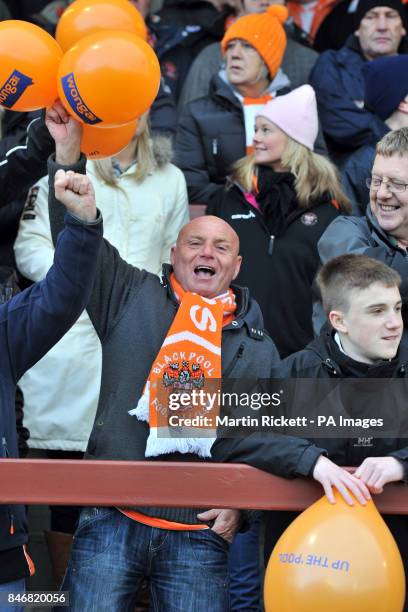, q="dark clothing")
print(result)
[314,3,408,52]
[47,450,84,534]
[309,35,396,164]
[0,212,102,571]
[0,109,55,573]
[150,79,178,138]
[0,113,54,210]
[15,387,29,459]
[0,110,52,267]
[175,74,289,204]
[207,177,341,357]
[0,200,26,268]
[3,0,48,19]
[0,546,29,585]
[48,153,280,527]
[313,0,366,52]
[158,0,232,31]
[213,330,408,477]
[149,4,232,102]
[212,331,408,606]
[175,75,249,204]
[255,168,299,236]
[341,144,375,216]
